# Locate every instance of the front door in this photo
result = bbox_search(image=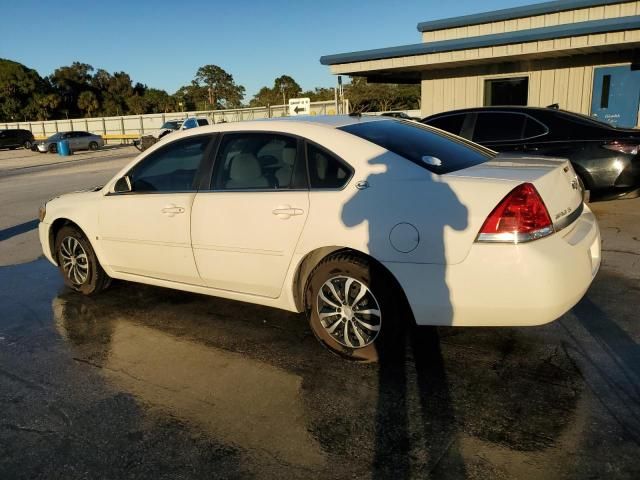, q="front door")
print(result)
[191,132,309,298]
[98,134,214,284]
[591,65,640,128]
